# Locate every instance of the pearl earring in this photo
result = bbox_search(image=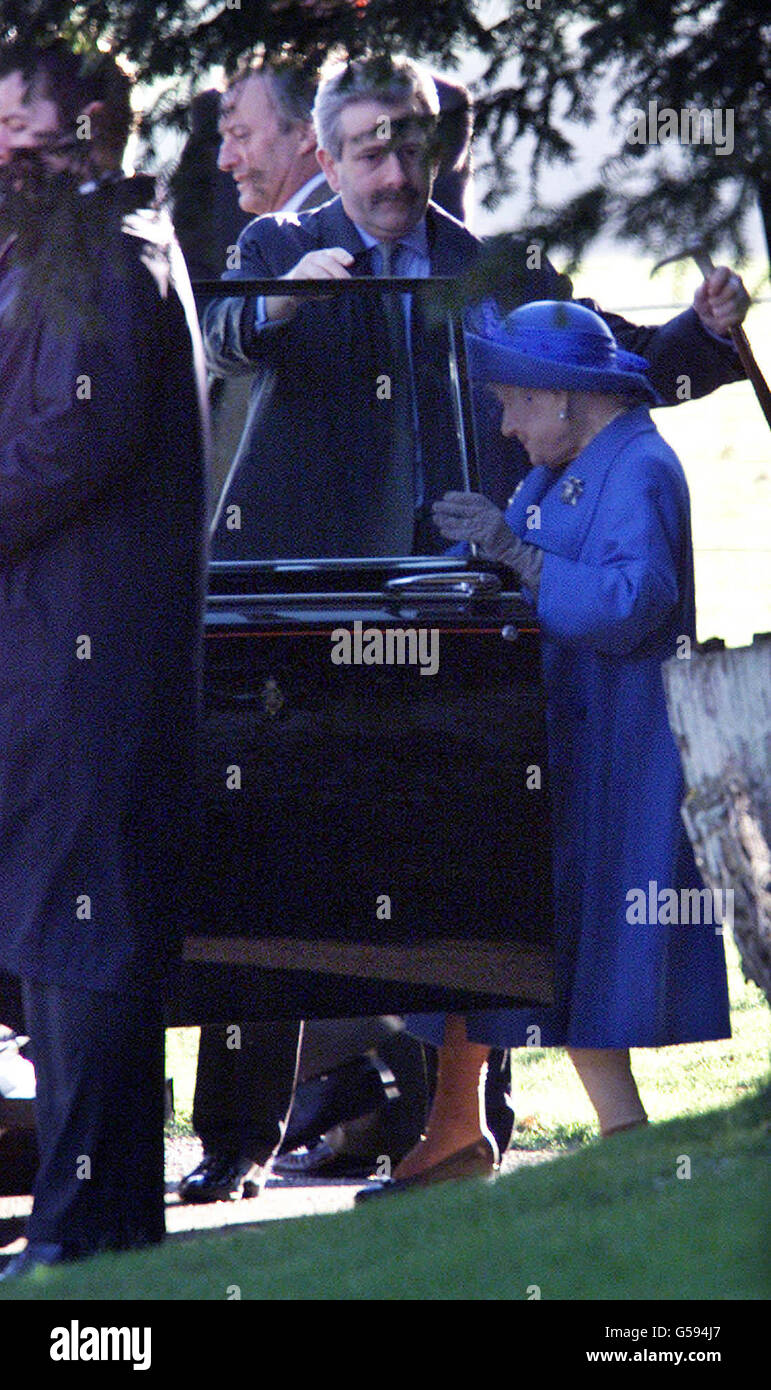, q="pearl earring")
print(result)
[559,409,567,420]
